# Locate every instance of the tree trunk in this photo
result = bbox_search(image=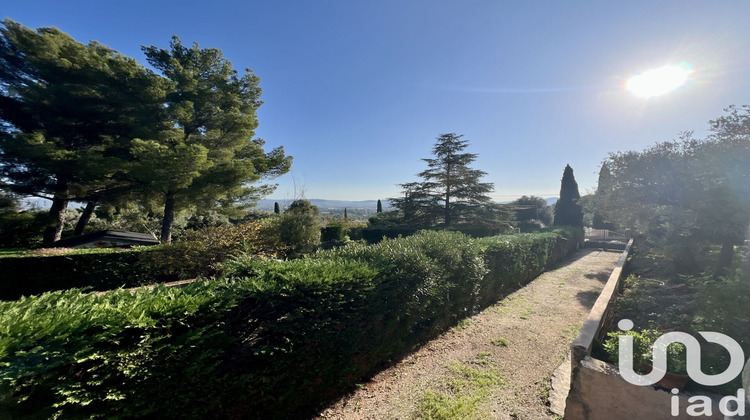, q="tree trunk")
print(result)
[716,239,735,276]
[445,166,452,226]
[74,201,97,236]
[160,192,176,244]
[42,197,69,247]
